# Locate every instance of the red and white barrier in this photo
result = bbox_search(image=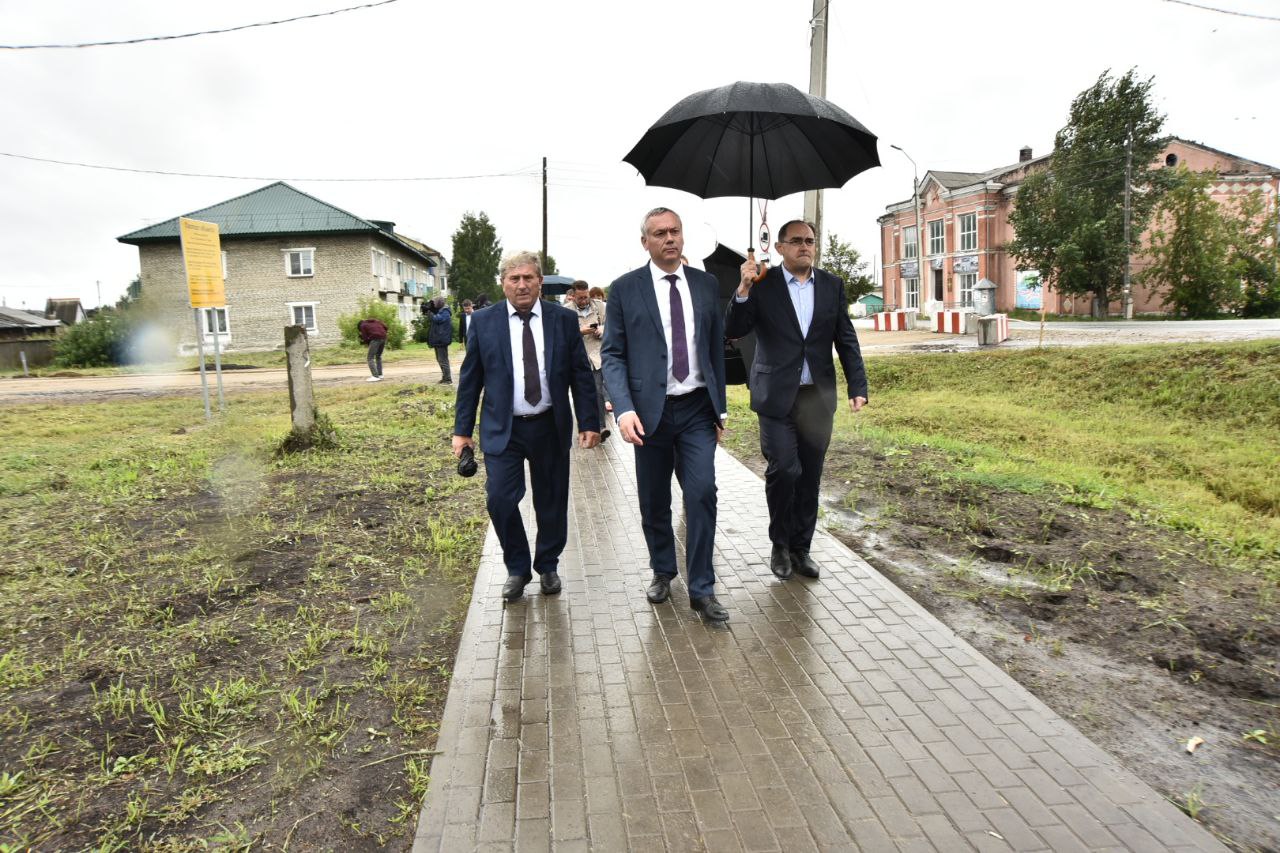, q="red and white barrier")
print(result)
[977,313,1010,345]
[871,310,916,331]
[934,309,972,334]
